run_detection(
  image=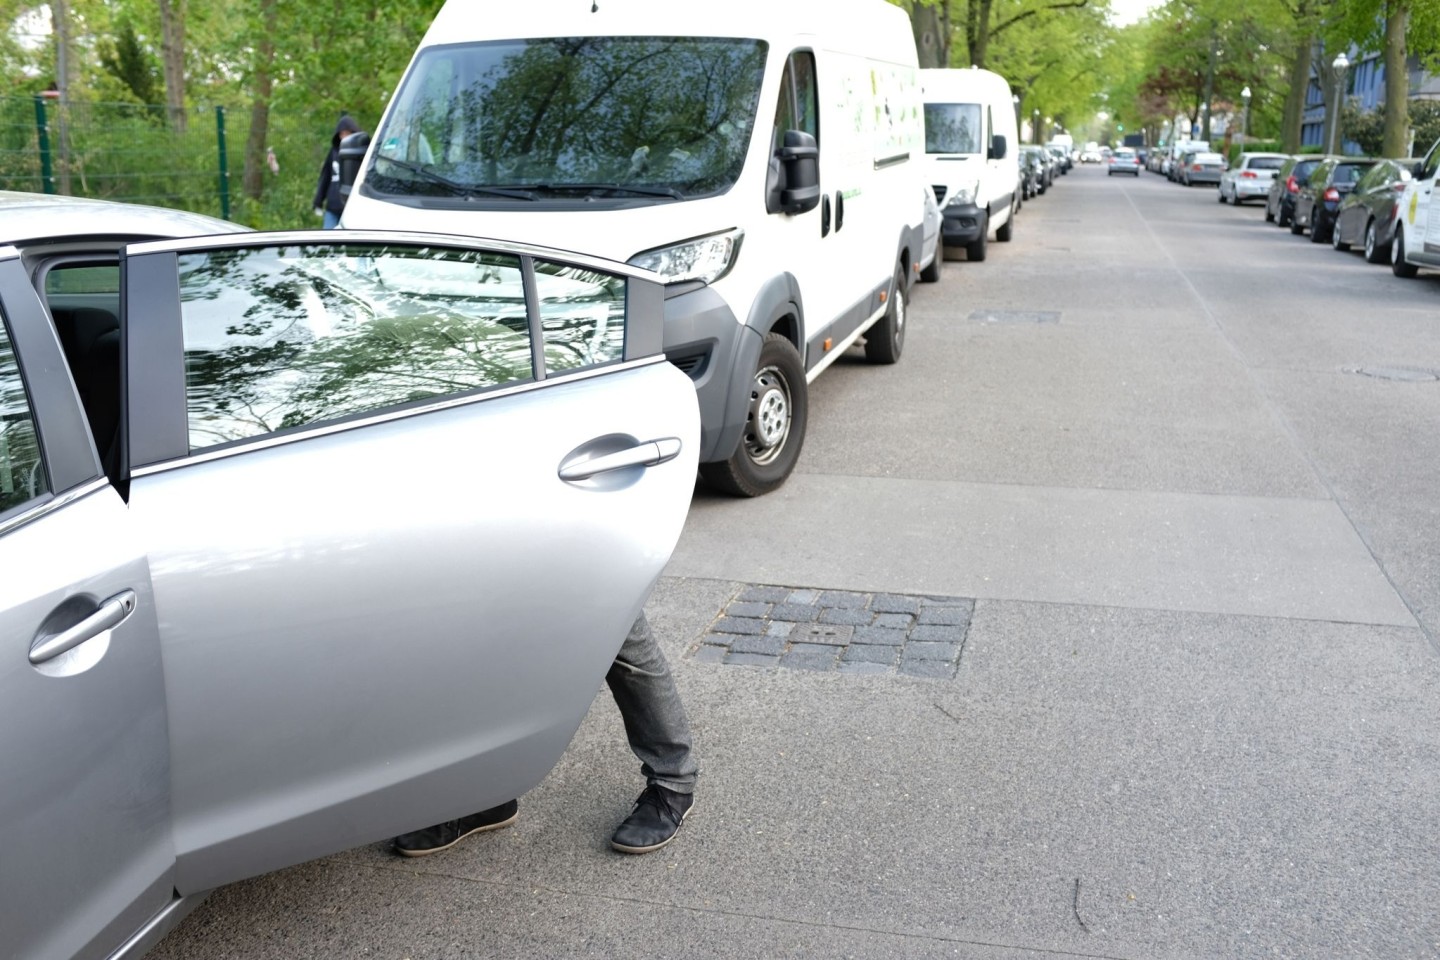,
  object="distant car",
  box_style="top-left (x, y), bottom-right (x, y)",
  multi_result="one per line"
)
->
top-left (1019, 147), bottom-right (1044, 198)
top-left (1048, 145), bottom-right (1071, 174)
top-left (1291, 157), bottom-right (1378, 243)
top-left (0, 191), bottom-right (699, 960)
top-left (1107, 148), bottom-right (1141, 176)
top-left (1080, 146), bottom-right (1102, 163)
top-left (1265, 156), bottom-right (1326, 227)
top-left (1332, 158), bottom-right (1416, 262)
top-left (919, 183), bottom-right (942, 281)
top-left (1025, 145), bottom-right (1055, 192)
top-left (1218, 152), bottom-right (1289, 205)
top-left (1180, 151), bottom-right (1226, 187)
